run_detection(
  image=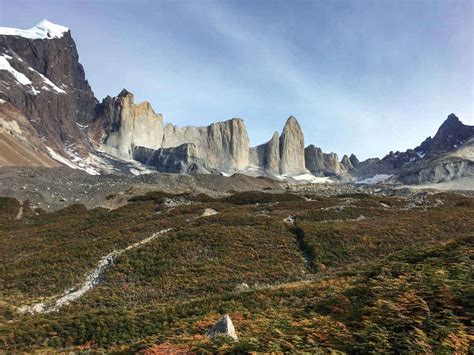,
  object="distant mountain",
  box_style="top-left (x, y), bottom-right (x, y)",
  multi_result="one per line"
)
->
top-left (353, 114), bottom-right (474, 185)
top-left (416, 114), bottom-right (474, 156)
top-left (389, 137), bottom-right (474, 185)
top-left (0, 20), bottom-right (472, 187)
